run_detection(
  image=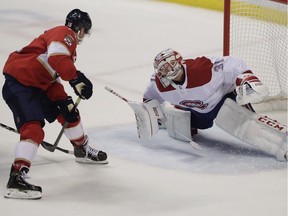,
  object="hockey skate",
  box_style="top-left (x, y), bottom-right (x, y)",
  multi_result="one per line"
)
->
top-left (73, 137), bottom-right (108, 164)
top-left (4, 165), bottom-right (42, 200)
